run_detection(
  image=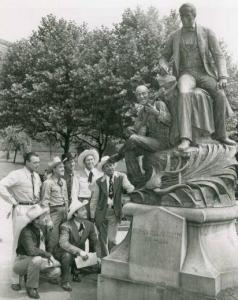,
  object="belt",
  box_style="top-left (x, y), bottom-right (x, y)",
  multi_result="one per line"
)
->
top-left (18, 202), bottom-right (38, 206)
top-left (107, 204), bottom-right (114, 209)
top-left (50, 204), bottom-right (65, 208)
top-left (78, 197), bottom-right (90, 200)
